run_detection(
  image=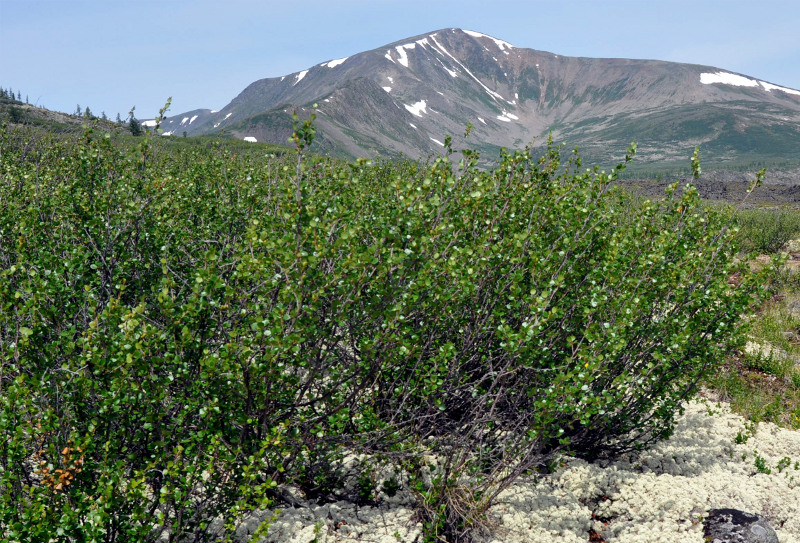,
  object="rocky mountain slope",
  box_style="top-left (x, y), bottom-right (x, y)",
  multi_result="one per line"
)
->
top-left (158, 28), bottom-right (800, 167)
